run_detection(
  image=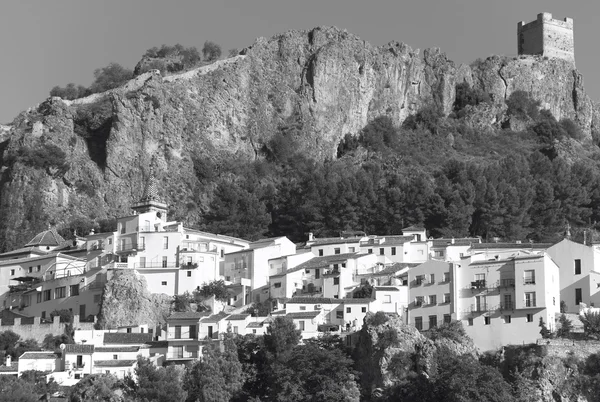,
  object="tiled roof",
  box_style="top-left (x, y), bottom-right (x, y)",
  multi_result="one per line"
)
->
top-left (0, 247), bottom-right (48, 258)
top-left (470, 243), bottom-right (552, 250)
top-left (282, 297), bottom-right (372, 305)
top-left (95, 346), bottom-right (139, 353)
top-left (200, 313), bottom-right (228, 323)
top-left (0, 252), bottom-right (84, 267)
top-left (94, 360), bottom-right (137, 367)
top-left (403, 225), bottom-right (425, 232)
top-left (430, 237), bottom-right (481, 247)
top-left (271, 310), bottom-right (286, 315)
top-left (168, 311), bottom-right (209, 320)
top-left (20, 351), bottom-right (60, 360)
top-left (103, 333), bottom-right (153, 345)
top-left (0, 362), bottom-right (18, 372)
top-left (287, 253), bottom-right (364, 274)
top-left (286, 311), bottom-right (320, 319)
top-left (249, 237), bottom-right (286, 250)
top-left (64, 344), bottom-right (95, 354)
top-left (246, 321), bottom-right (264, 328)
top-left (145, 341), bottom-right (168, 348)
top-left (226, 314), bottom-right (250, 321)
top-left (374, 286), bottom-right (401, 292)
top-left (24, 228), bottom-right (69, 248)
top-left (307, 237), bottom-right (363, 247)
top-left (342, 298), bottom-right (372, 304)
top-left (369, 263), bottom-right (417, 277)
